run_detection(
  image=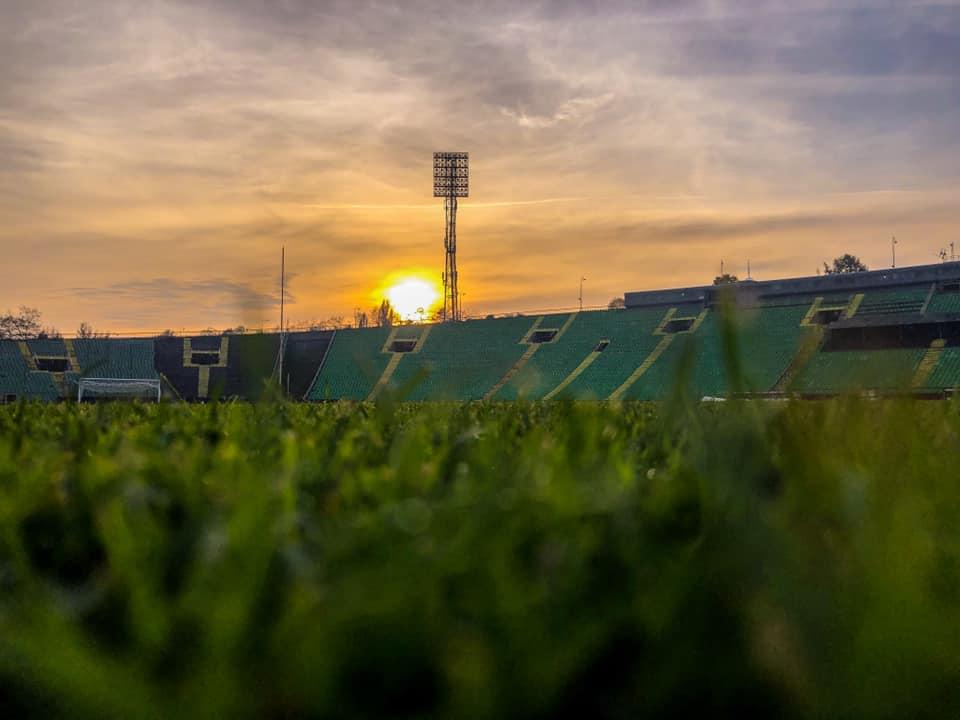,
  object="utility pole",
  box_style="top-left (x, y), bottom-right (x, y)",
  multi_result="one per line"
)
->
top-left (579, 276), bottom-right (586, 311)
top-left (892, 235), bottom-right (897, 268)
top-left (278, 245), bottom-right (285, 390)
